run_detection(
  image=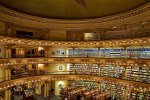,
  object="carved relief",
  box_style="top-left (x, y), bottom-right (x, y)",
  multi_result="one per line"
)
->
top-left (0, 3), bottom-right (149, 29)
